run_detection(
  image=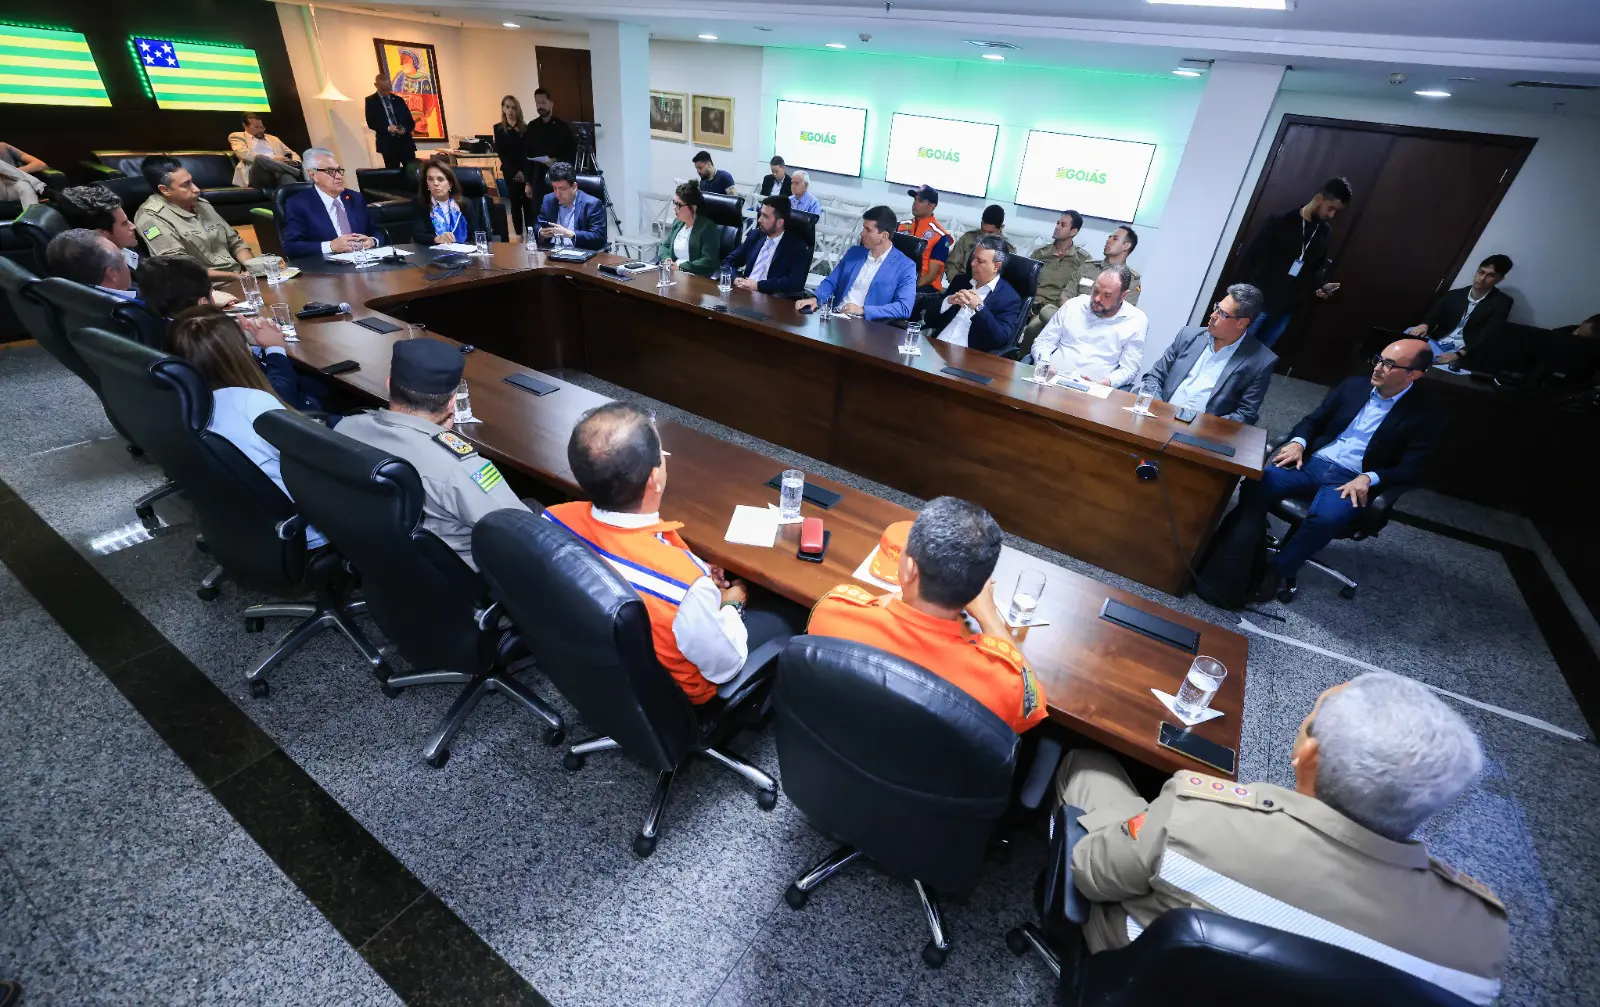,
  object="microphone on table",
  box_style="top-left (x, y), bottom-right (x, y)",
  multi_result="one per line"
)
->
top-left (295, 301), bottom-right (352, 319)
